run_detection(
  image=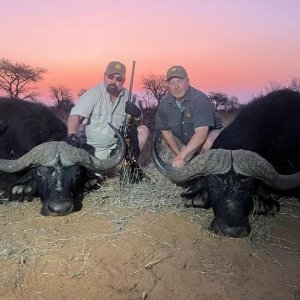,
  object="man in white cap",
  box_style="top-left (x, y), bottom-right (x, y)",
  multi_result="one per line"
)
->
top-left (155, 65), bottom-right (223, 168)
top-left (67, 61), bottom-right (149, 161)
